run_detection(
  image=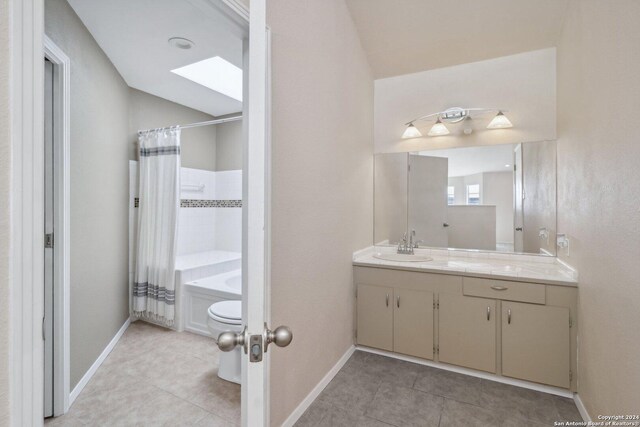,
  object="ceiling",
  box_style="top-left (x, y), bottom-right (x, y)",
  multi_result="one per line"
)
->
top-left (419, 144), bottom-right (515, 177)
top-left (345, 0), bottom-right (570, 79)
top-left (67, 0), bottom-right (245, 117)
